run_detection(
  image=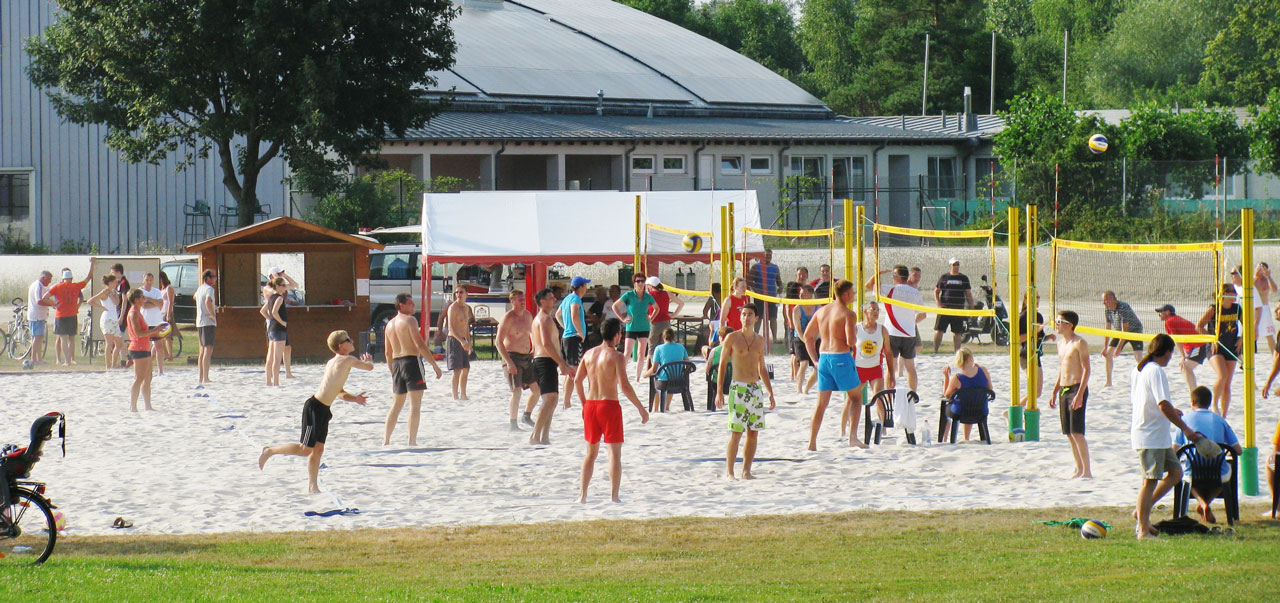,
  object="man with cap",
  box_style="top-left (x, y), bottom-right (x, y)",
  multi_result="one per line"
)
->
top-left (933, 258), bottom-right (974, 354)
top-left (41, 268), bottom-right (92, 366)
top-left (1156, 304), bottom-right (1205, 390)
top-left (560, 276), bottom-right (591, 409)
top-left (26, 270), bottom-right (53, 365)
